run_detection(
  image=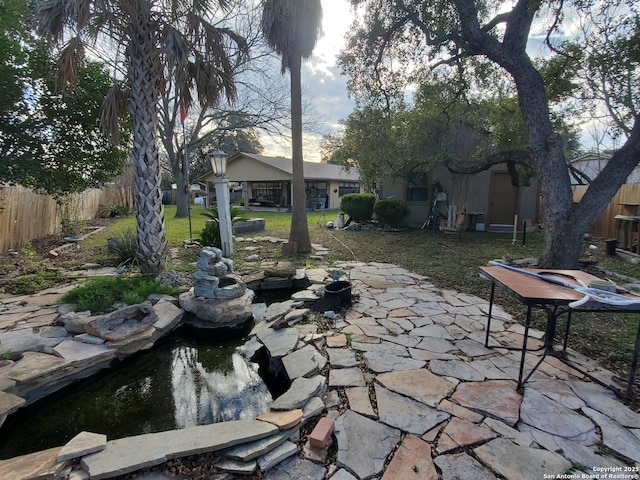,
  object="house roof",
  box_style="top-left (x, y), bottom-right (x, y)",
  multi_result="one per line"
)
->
top-left (222, 152), bottom-right (360, 182)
